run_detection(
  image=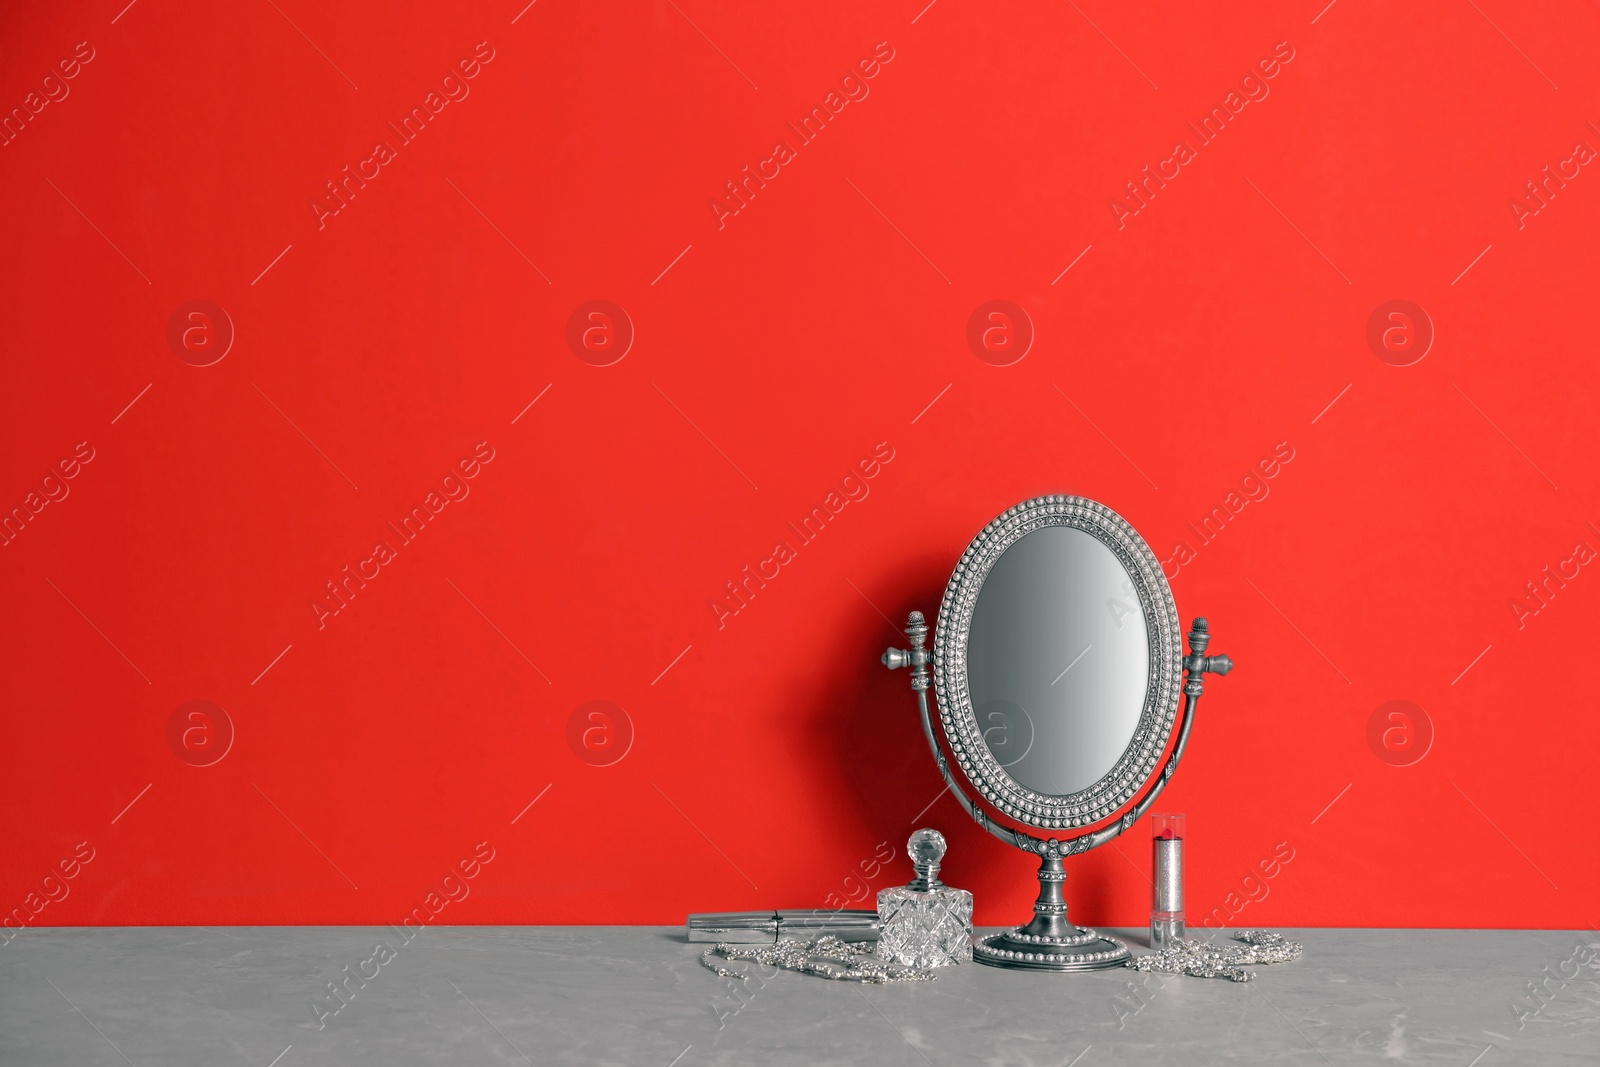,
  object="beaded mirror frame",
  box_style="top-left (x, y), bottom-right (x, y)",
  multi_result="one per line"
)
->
top-left (932, 495), bottom-right (1183, 830)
